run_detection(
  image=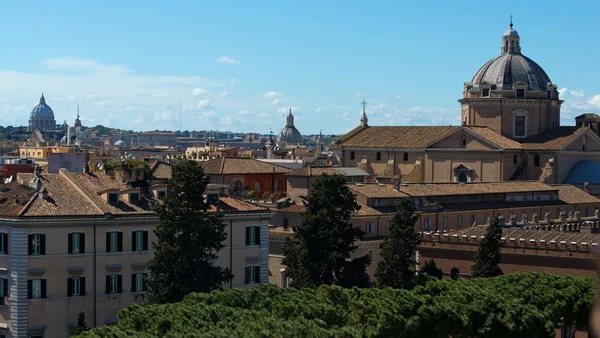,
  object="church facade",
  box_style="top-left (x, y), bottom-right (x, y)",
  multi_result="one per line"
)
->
top-left (336, 23), bottom-right (600, 192)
